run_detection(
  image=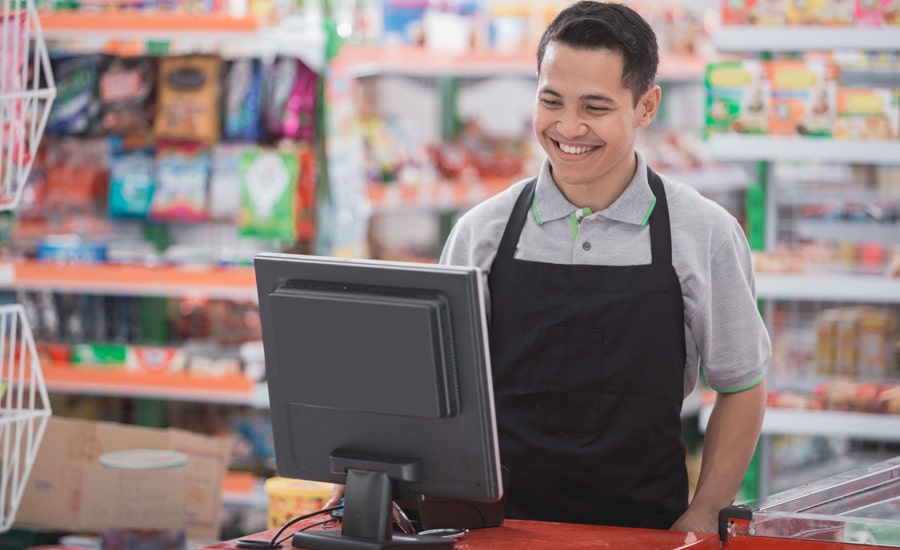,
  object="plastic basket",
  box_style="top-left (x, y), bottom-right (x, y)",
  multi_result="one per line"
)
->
top-left (1, 0), bottom-right (56, 211)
